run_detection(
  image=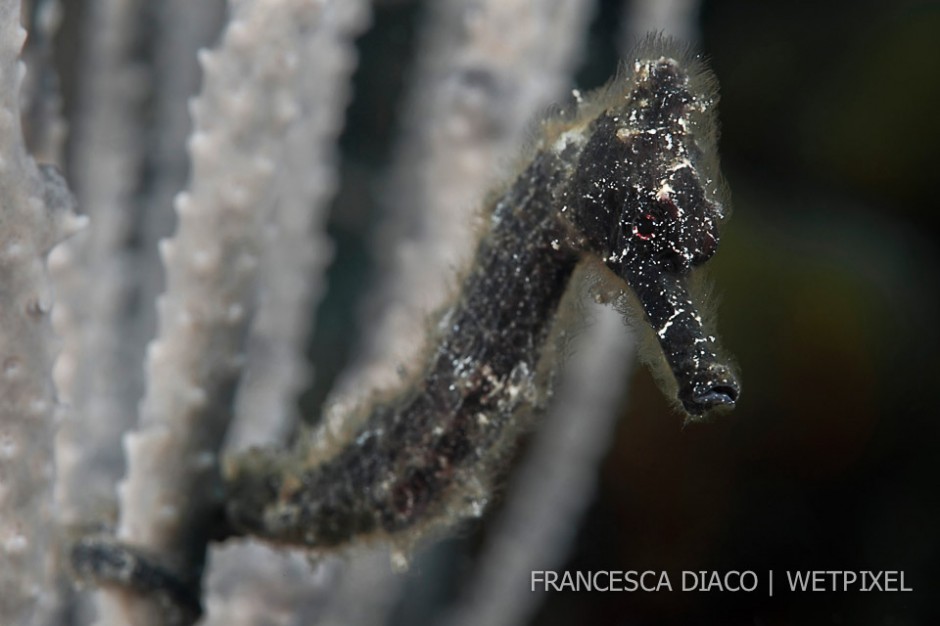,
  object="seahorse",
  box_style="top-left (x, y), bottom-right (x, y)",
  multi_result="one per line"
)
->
top-left (223, 38), bottom-right (739, 551)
